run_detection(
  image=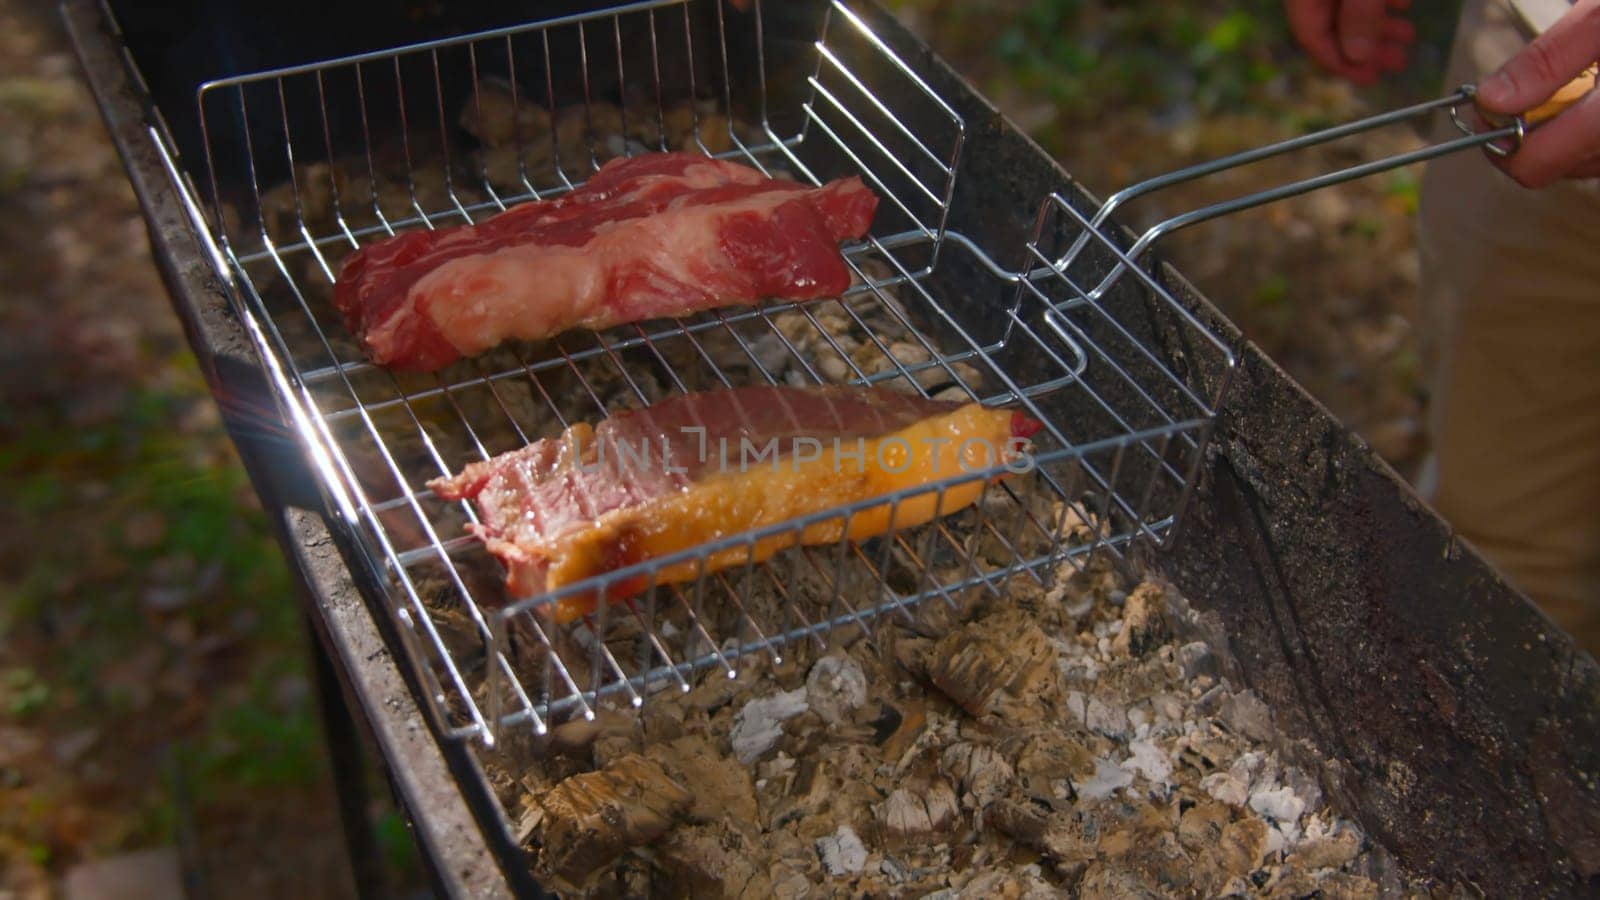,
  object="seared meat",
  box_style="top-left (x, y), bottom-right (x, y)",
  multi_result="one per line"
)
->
top-left (430, 385), bottom-right (1040, 621)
